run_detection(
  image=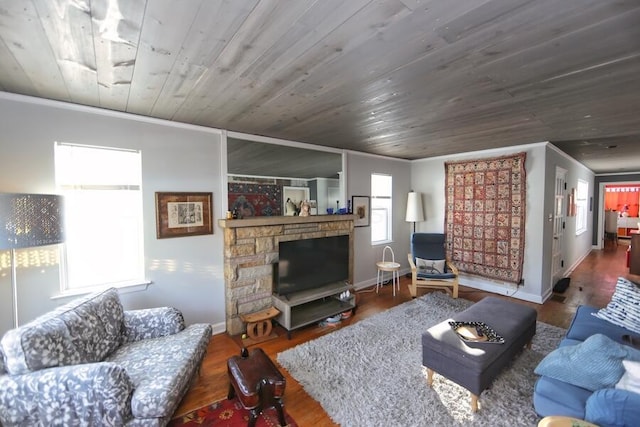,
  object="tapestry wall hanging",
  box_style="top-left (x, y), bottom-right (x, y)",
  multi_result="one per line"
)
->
top-left (228, 183), bottom-right (282, 217)
top-left (444, 152), bottom-right (526, 285)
